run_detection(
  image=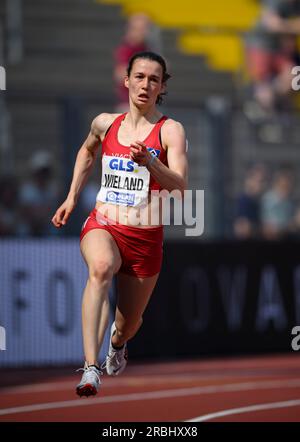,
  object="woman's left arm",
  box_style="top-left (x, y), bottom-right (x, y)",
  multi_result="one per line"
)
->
top-left (130, 119), bottom-right (188, 197)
